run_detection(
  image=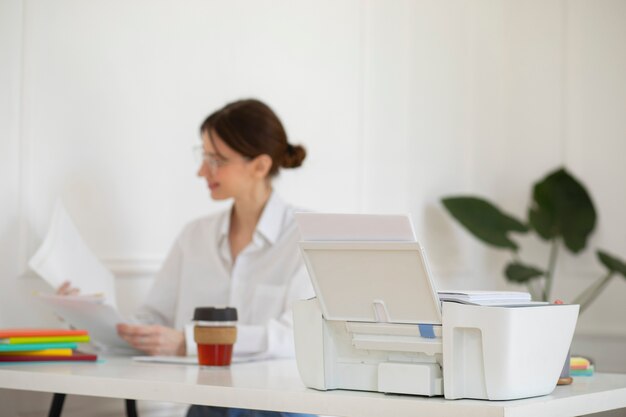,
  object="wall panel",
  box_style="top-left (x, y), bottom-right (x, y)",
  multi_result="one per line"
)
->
top-left (406, 0), bottom-right (477, 288)
top-left (19, 0), bottom-right (362, 277)
top-left (561, 0), bottom-right (626, 341)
